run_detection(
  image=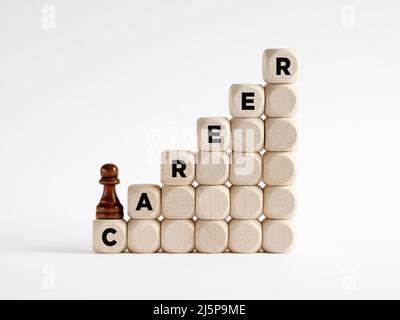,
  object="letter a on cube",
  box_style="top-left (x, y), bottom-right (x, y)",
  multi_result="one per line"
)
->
top-left (128, 184), bottom-right (161, 219)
